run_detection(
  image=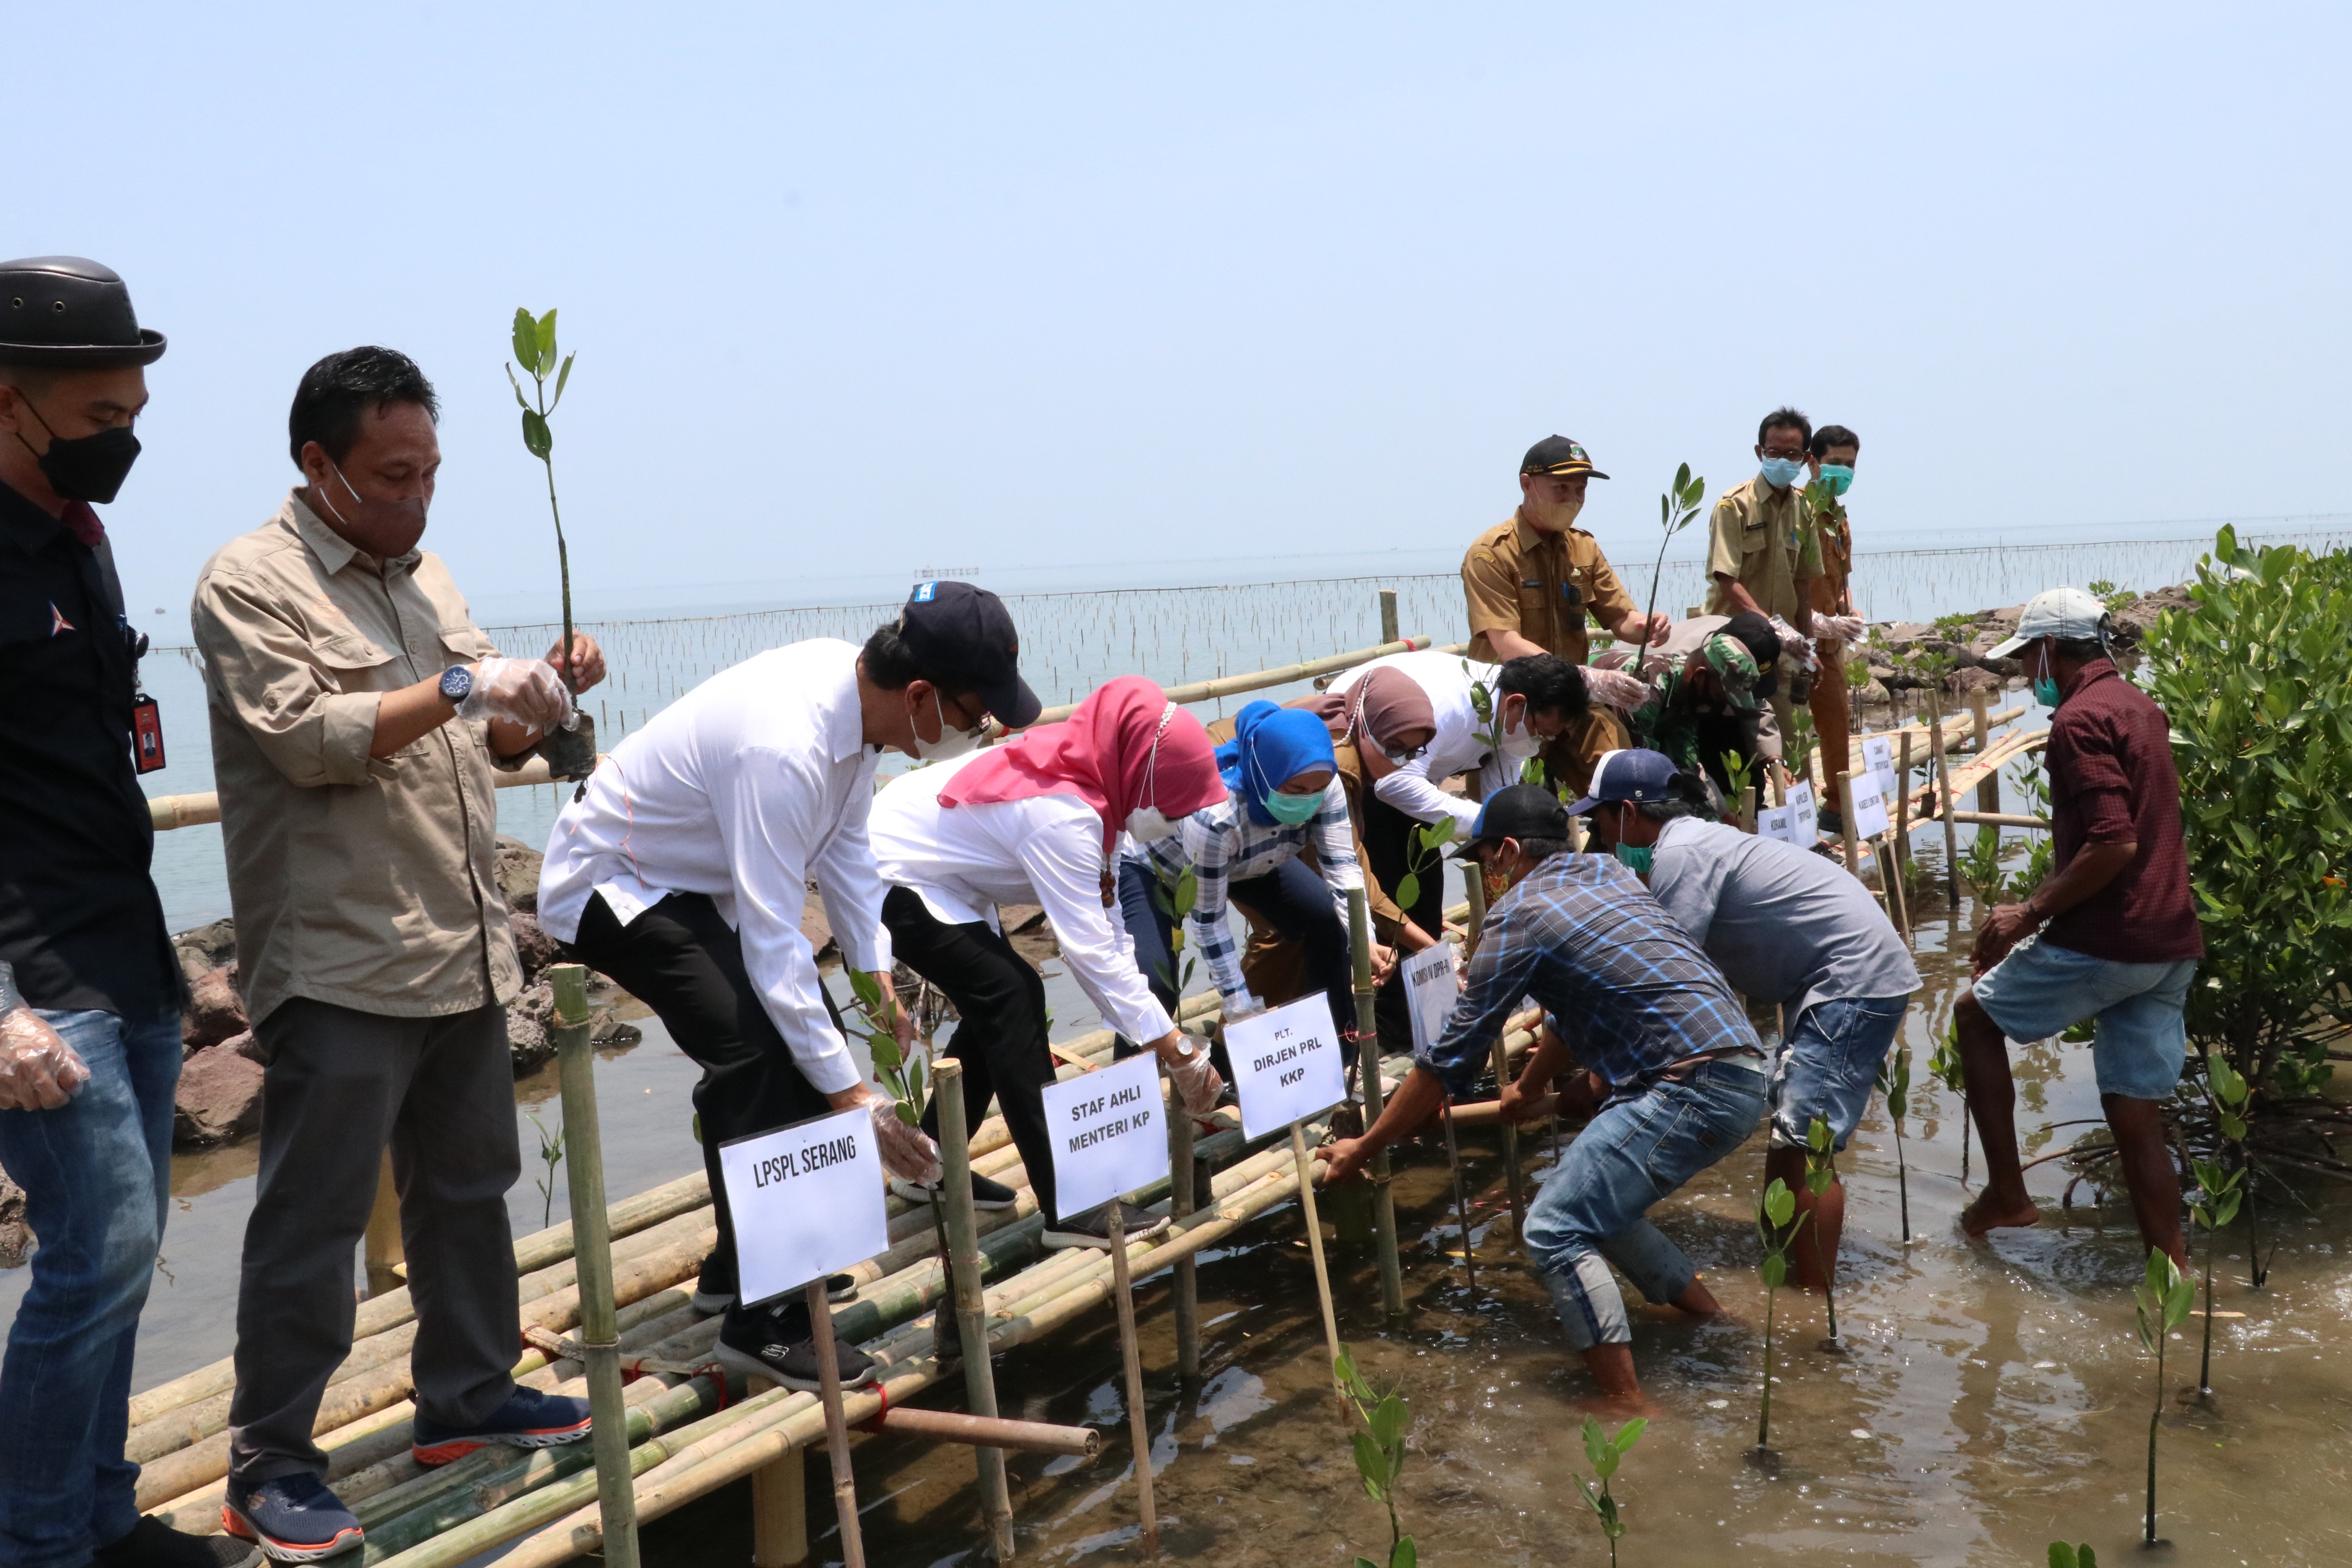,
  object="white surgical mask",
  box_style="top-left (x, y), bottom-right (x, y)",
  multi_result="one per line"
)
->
top-left (909, 691), bottom-right (987, 762)
top-left (1498, 704), bottom-right (1542, 762)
